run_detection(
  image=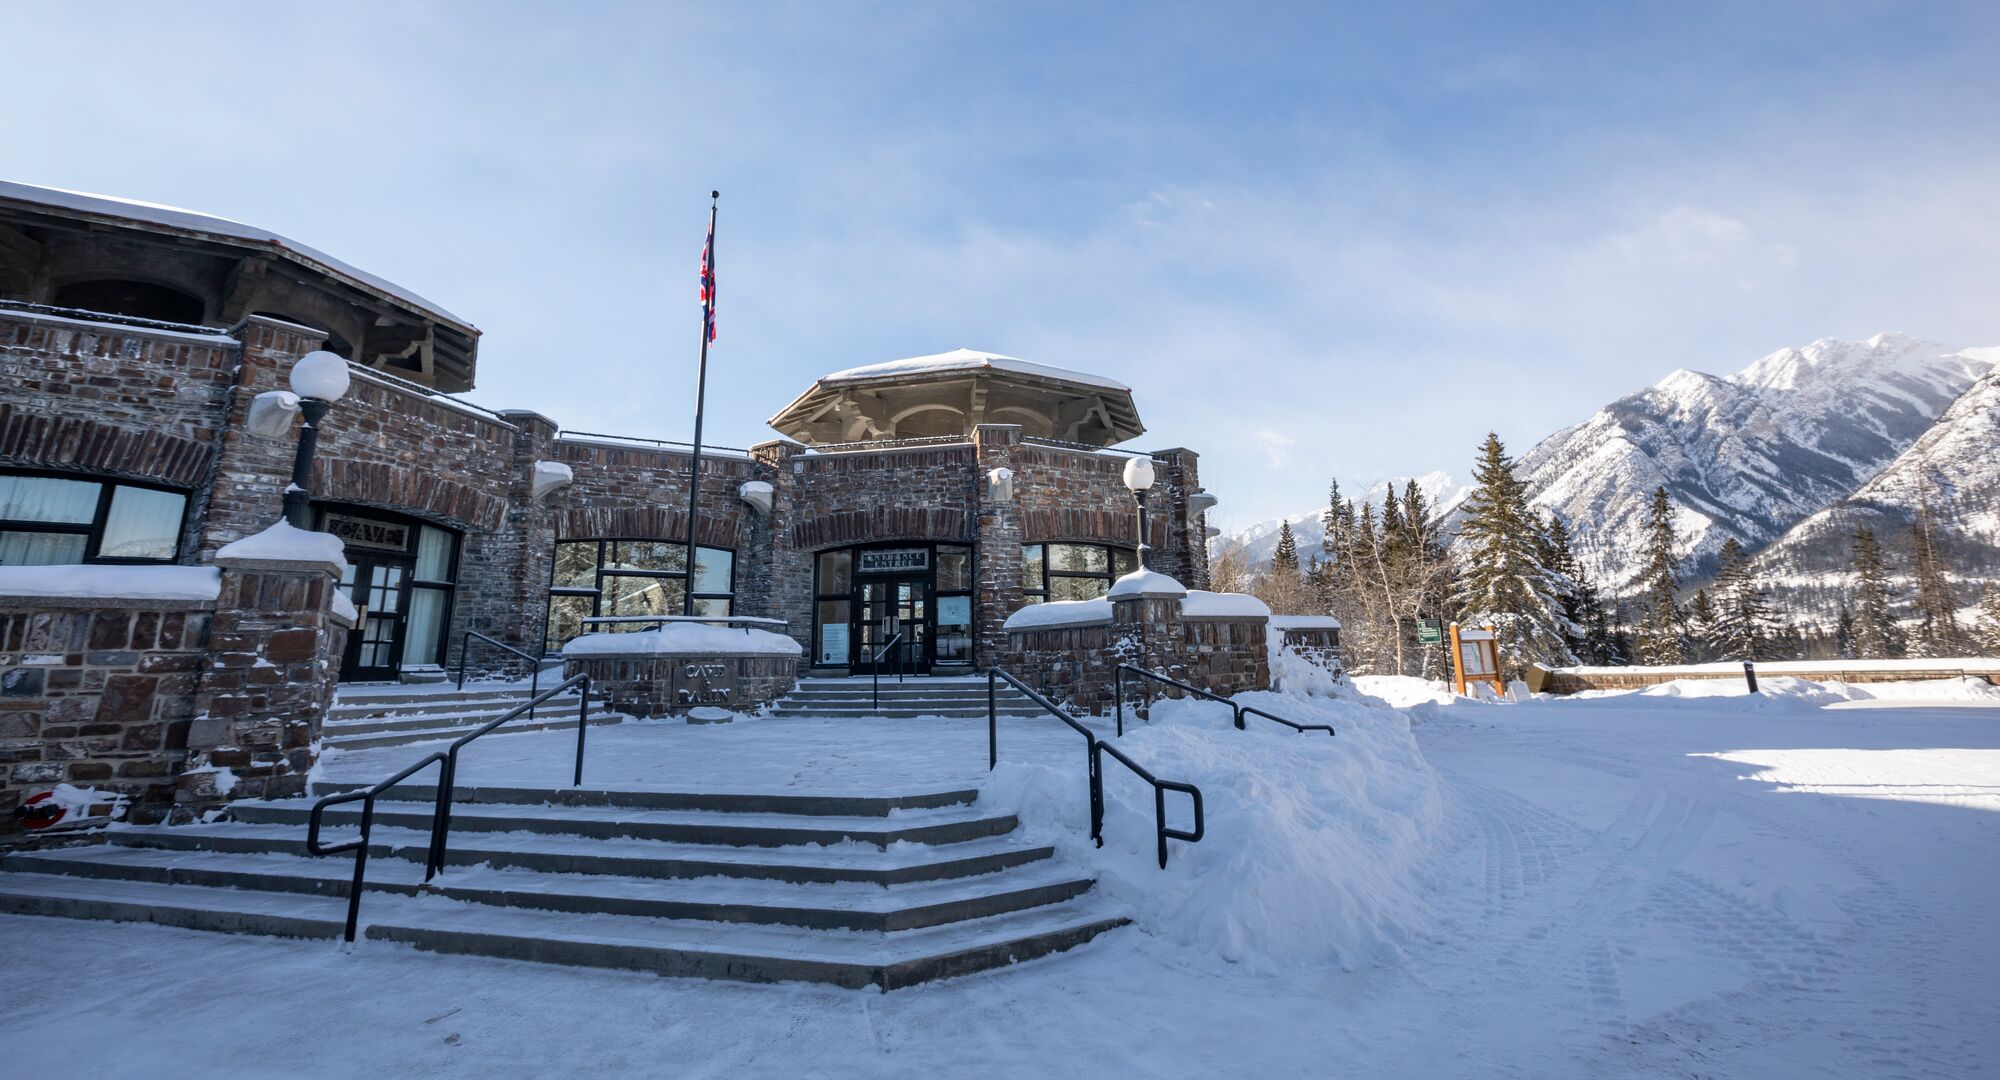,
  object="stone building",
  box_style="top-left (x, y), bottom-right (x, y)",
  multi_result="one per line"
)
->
top-left (0, 181), bottom-right (1222, 692)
